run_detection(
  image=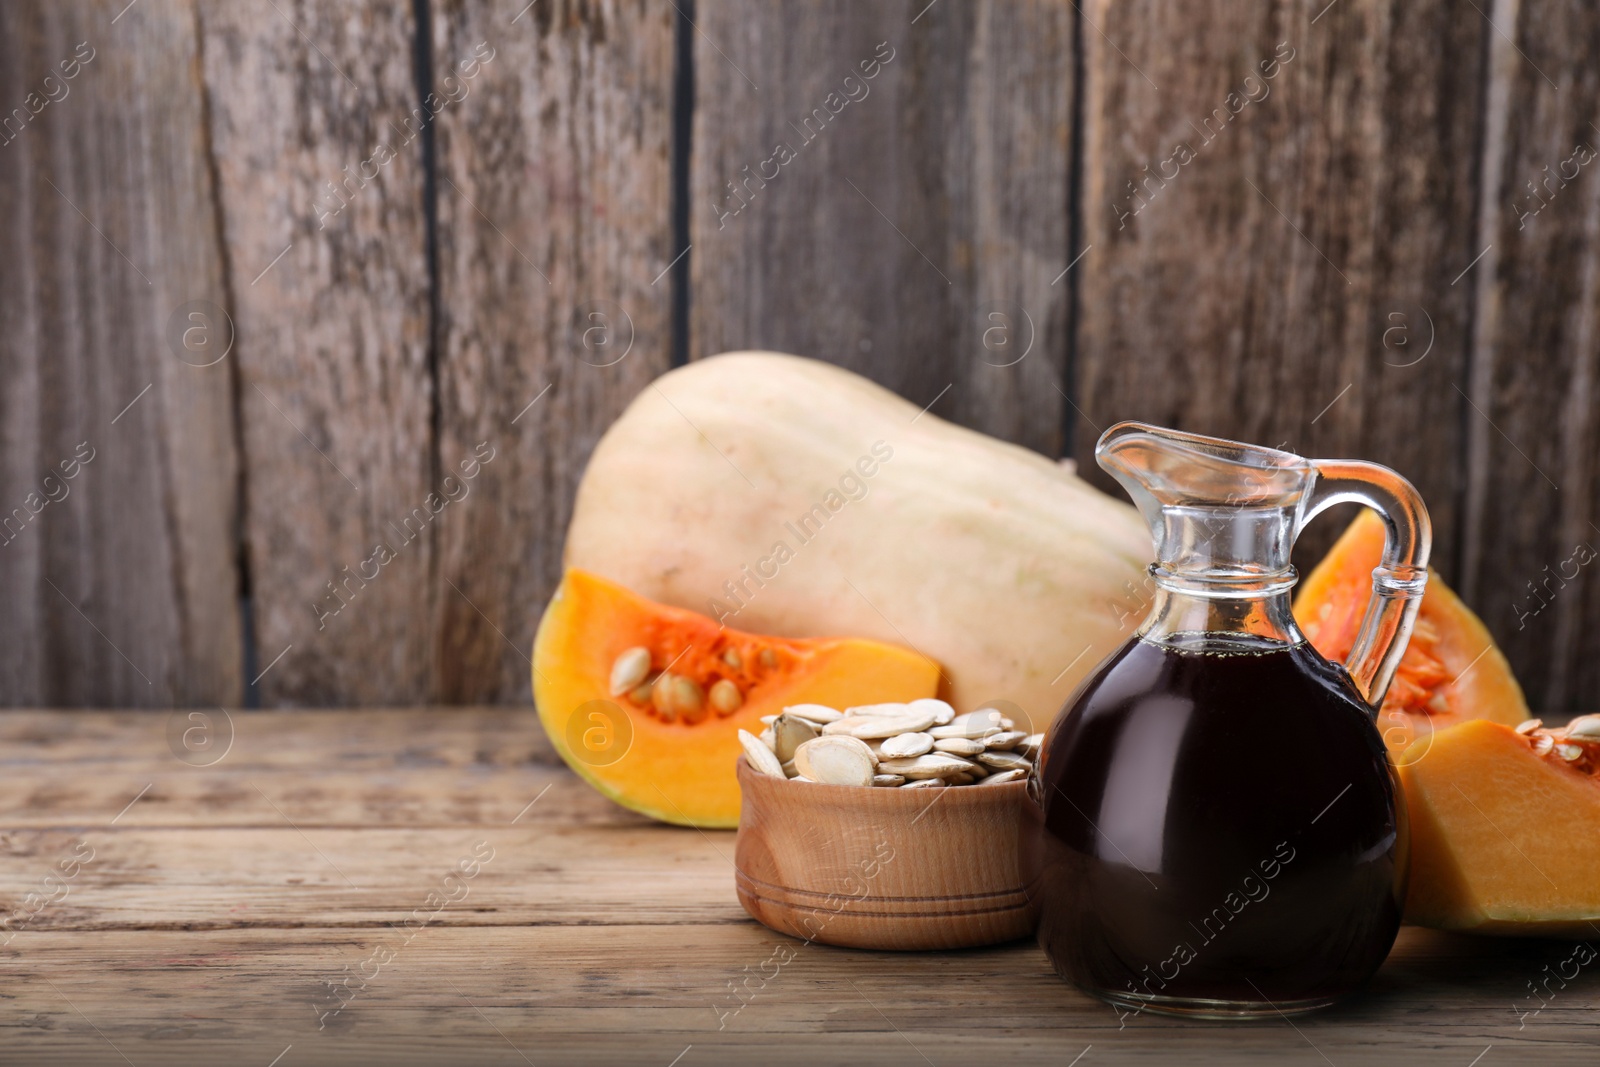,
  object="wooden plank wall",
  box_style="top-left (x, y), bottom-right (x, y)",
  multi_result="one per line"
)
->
top-left (199, 0), bottom-right (436, 705)
top-left (690, 0), bottom-right (1076, 455)
top-left (431, 0), bottom-right (675, 703)
top-left (0, 0), bottom-right (241, 707)
top-left (0, 0), bottom-right (1595, 713)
